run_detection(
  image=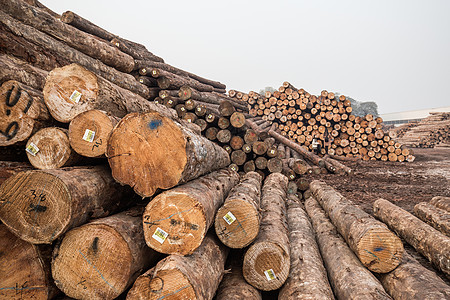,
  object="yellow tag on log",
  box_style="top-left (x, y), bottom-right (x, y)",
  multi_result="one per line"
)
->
top-left (69, 90), bottom-right (82, 103)
top-left (82, 129), bottom-right (96, 143)
top-left (264, 269), bottom-right (277, 281)
top-left (152, 227), bottom-right (168, 244)
top-left (25, 142), bottom-right (39, 156)
top-left (223, 211), bottom-right (236, 225)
